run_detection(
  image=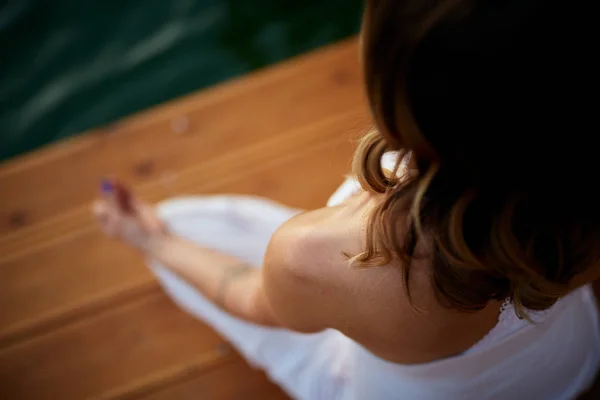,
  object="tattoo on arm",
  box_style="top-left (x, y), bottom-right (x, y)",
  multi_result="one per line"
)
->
top-left (215, 263), bottom-right (253, 307)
